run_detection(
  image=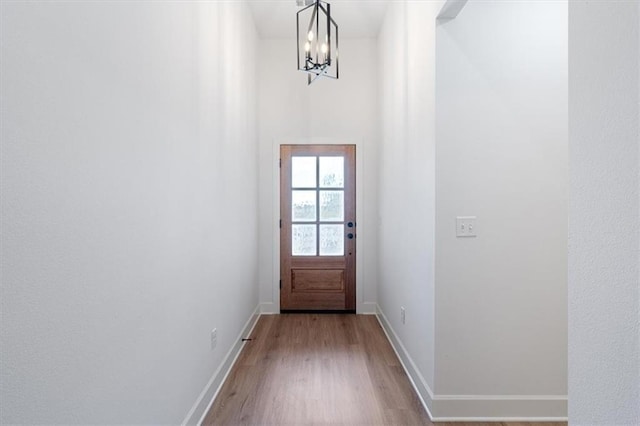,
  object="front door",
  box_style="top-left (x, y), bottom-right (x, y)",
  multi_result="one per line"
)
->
top-left (280, 145), bottom-right (356, 311)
